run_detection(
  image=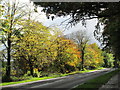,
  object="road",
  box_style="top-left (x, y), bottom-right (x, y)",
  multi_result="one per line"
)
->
top-left (1, 68), bottom-right (115, 90)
